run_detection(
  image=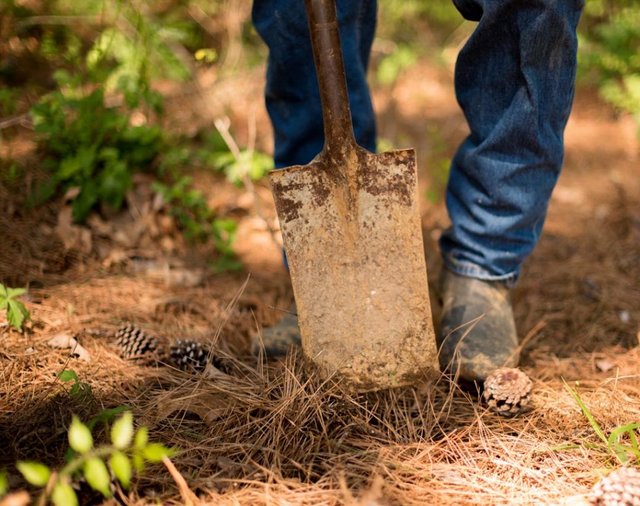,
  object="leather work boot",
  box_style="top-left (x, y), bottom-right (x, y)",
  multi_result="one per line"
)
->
top-left (437, 269), bottom-right (519, 382)
top-left (252, 303), bottom-right (300, 357)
